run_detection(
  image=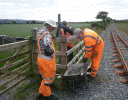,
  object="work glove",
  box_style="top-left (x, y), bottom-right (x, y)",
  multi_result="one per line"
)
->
top-left (62, 25), bottom-right (66, 29)
top-left (58, 23), bottom-right (66, 28)
top-left (83, 57), bottom-right (87, 63)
